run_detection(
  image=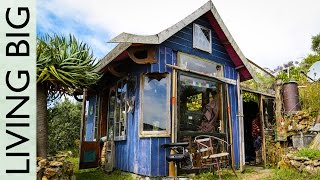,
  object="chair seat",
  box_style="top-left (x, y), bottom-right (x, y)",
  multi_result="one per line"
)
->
top-left (201, 152), bottom-right (229, 159)
top-left (166, 154), bottom-right (186, 162)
